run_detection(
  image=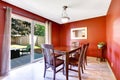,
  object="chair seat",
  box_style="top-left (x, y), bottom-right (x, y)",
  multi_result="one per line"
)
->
top-left (54, 53), bottom-right (63, 57)
top-left (73, 53), bottom-right (80, 60)
top-left (55, 59), bottom-right (64, 67)
top-left (69, 57), bottom-right (79, 66)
